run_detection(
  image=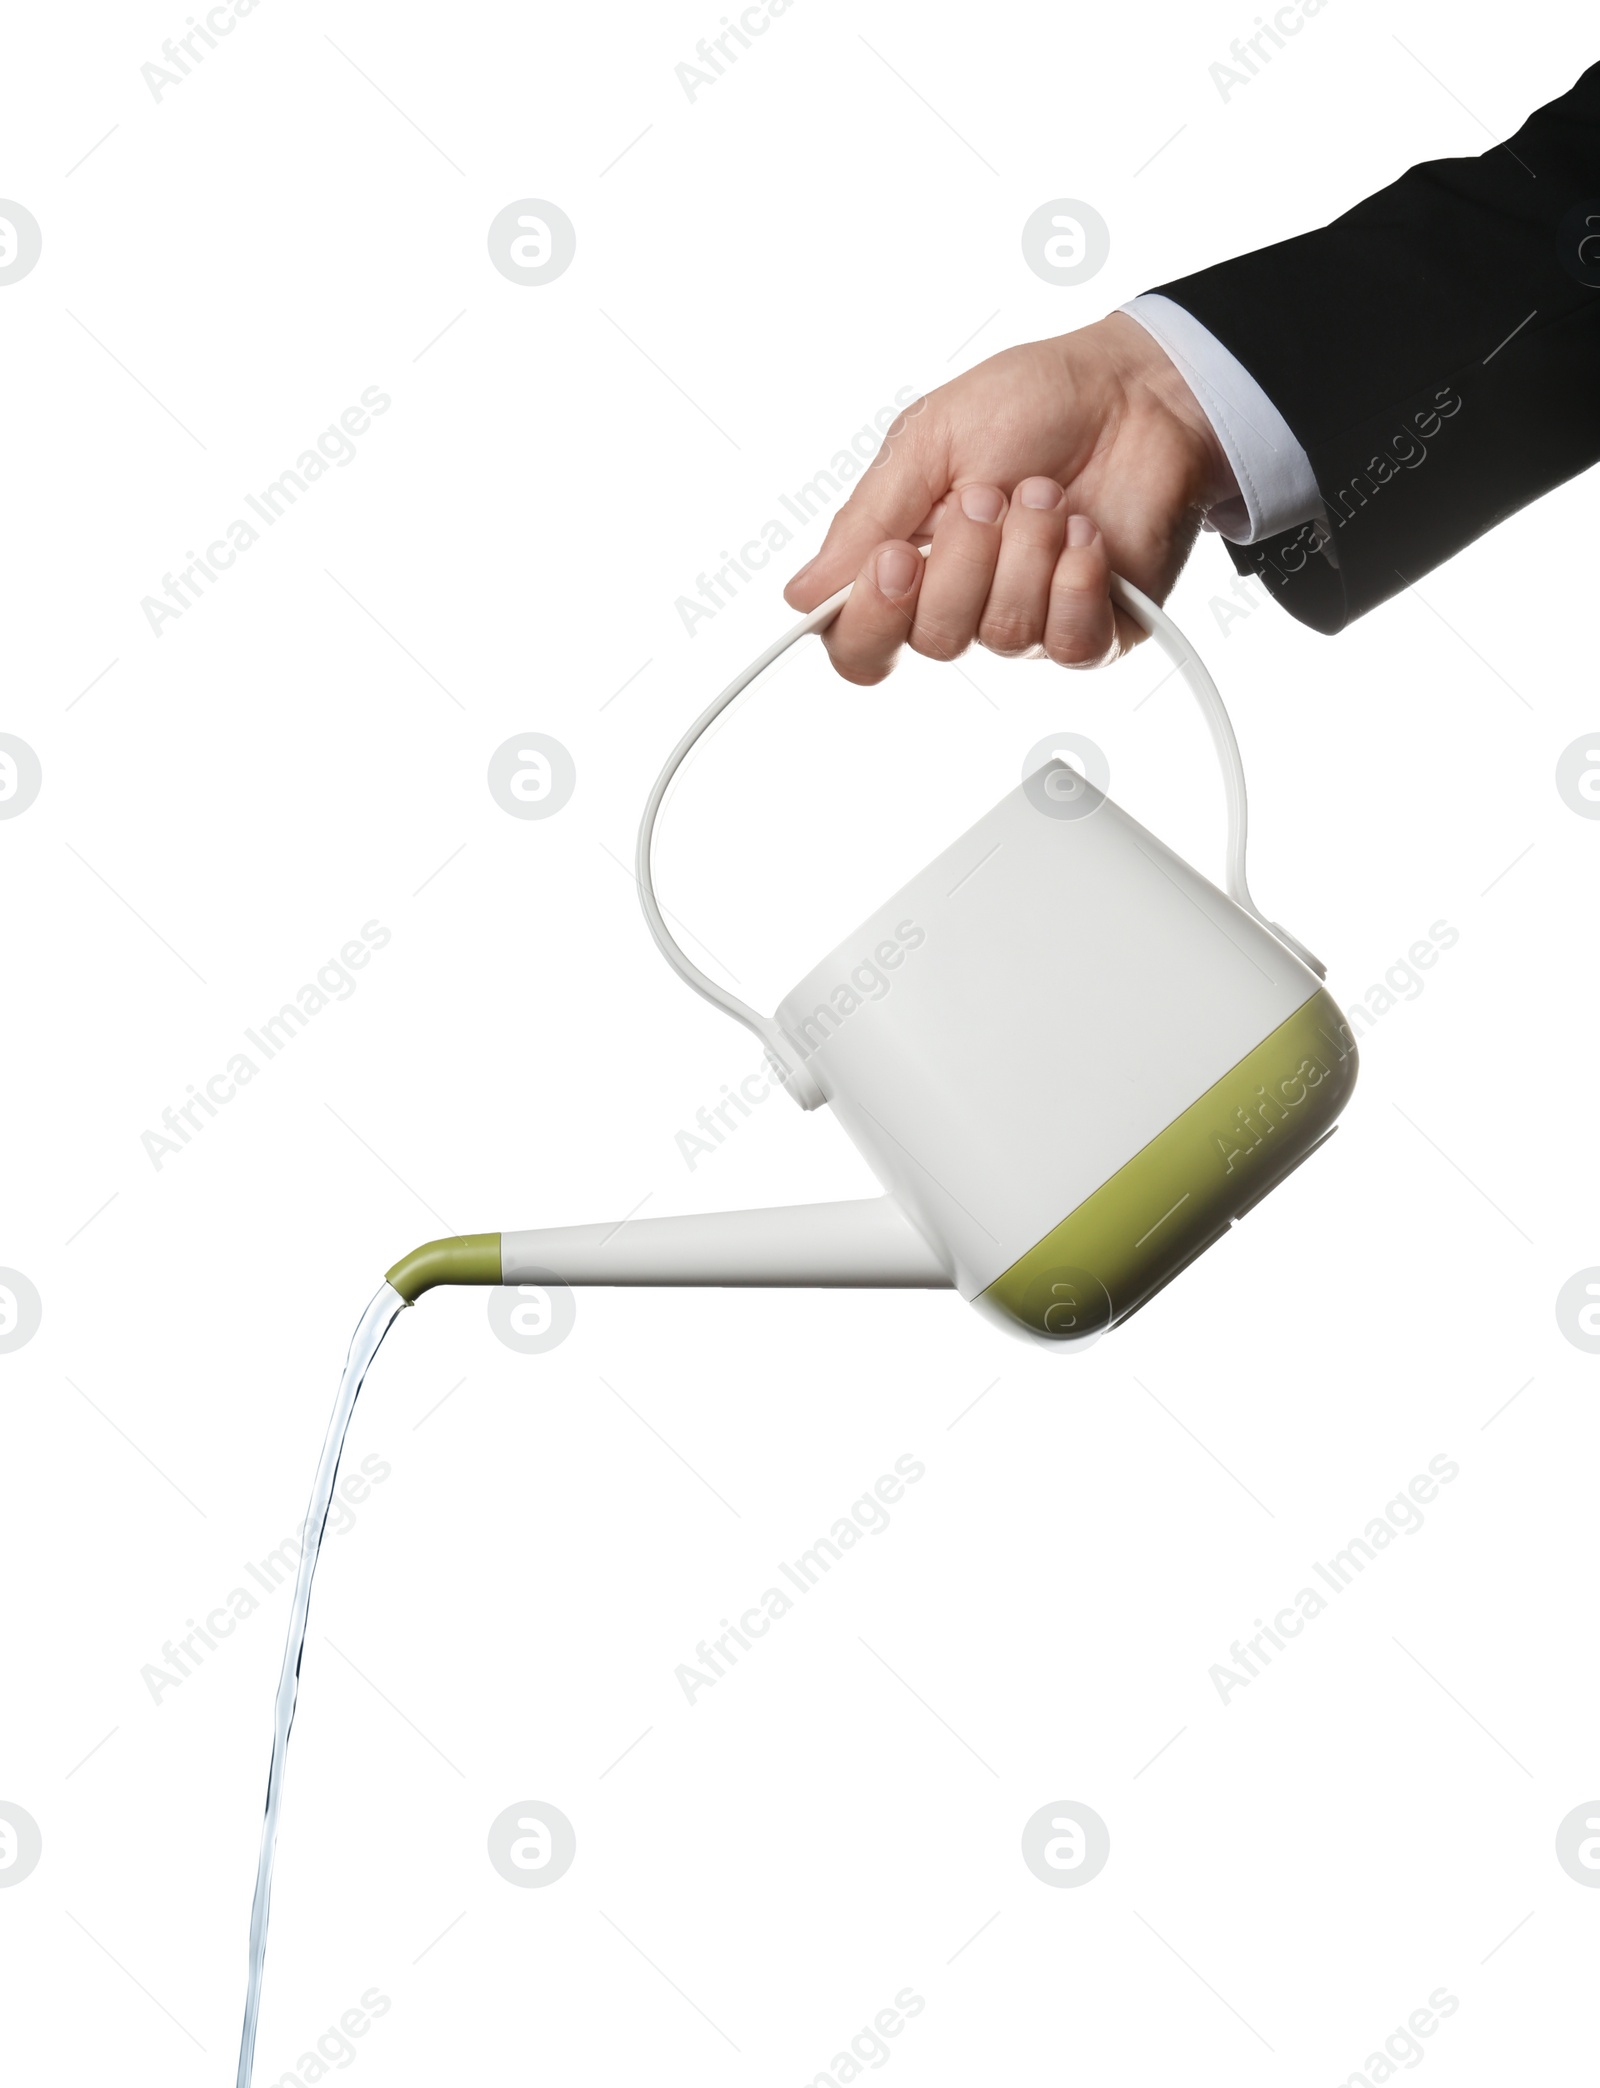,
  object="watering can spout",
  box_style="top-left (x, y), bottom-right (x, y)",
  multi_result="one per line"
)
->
top-left (384, 1197), bottom-right (954, 1304)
